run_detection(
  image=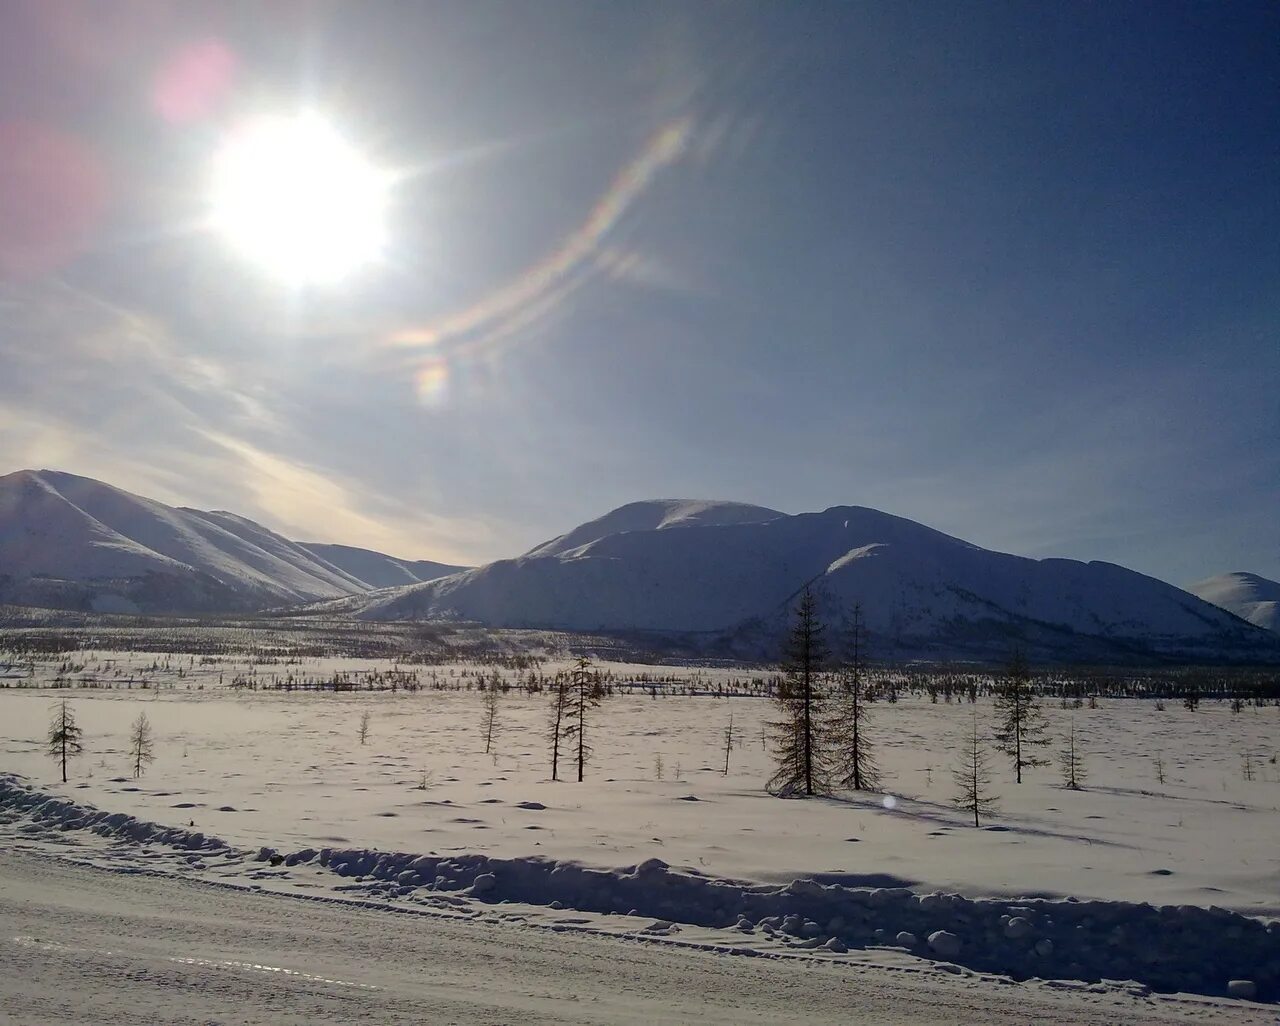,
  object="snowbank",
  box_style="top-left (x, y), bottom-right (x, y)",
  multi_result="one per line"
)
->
top-left (2, 772), bottom-right (1274, 1002)
top-left (0, 773), bottom-right (229, 852)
